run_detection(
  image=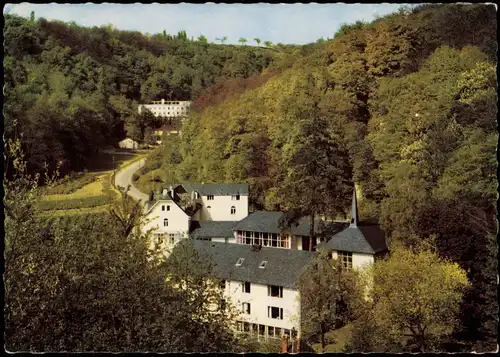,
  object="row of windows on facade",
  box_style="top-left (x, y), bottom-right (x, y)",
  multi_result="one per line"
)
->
top-left (236, 230), bottom-right (290, 248)
top-left (235, 321), bottom-right (296, 340)
top-left (152, 110), bottom-right (188, 116)
top-left (220, 280), bottom-right (284, 297)
top-left (156, 233), bottom-right (176, 245)
top-left (151, 101), bottom-right (188, 105)
top-left (206, 194), bottom-right (240, 201)
top-left (161, 206), bottom-right (237, 223)
top-left (220, 298), bottom-right (285, 321)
